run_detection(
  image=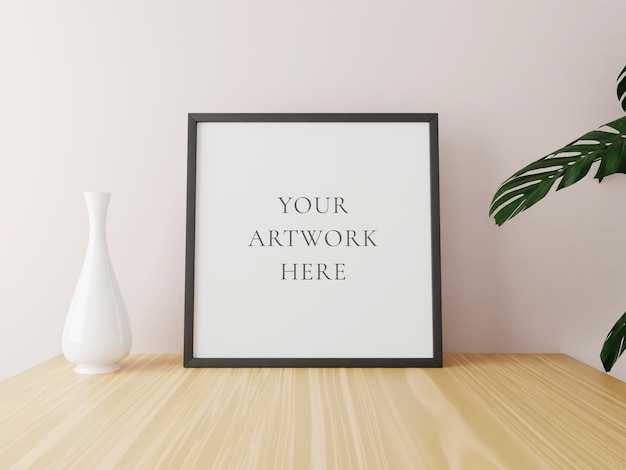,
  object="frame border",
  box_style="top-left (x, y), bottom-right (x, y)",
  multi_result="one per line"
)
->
top-left (184, 113), bottom-right (442, 368)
